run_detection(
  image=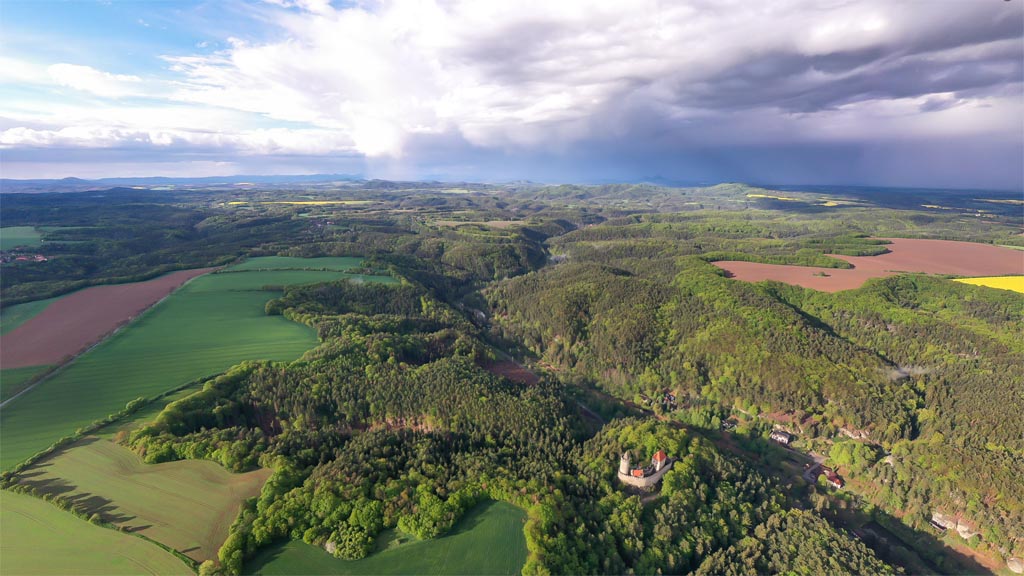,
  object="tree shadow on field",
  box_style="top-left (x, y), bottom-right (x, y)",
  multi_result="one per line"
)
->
top-left (66, 492), bottom-right (137, 524)
top-left (445, 501), bottom-right (491, 537)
